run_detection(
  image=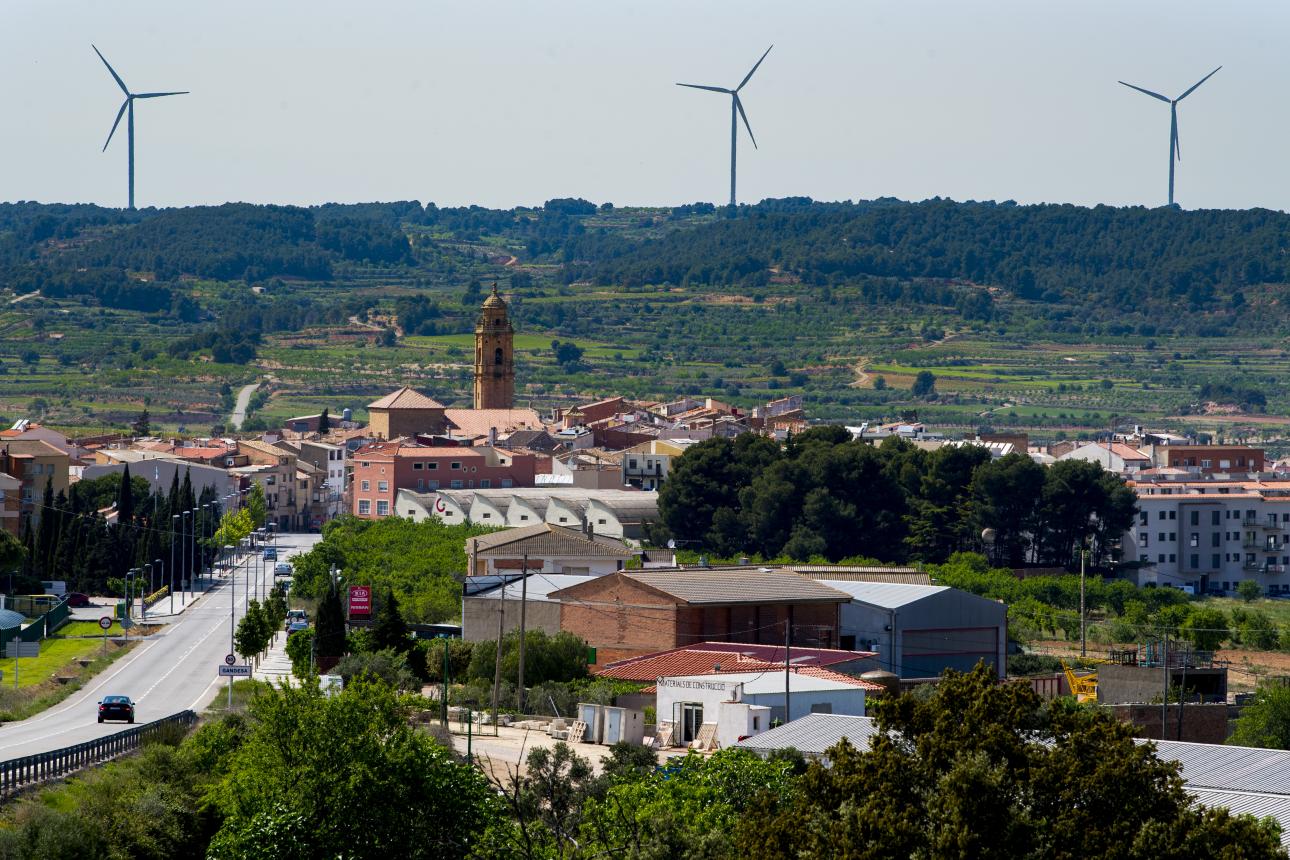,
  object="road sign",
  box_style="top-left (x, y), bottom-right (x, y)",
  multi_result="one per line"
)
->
top-left (224, 653), bottom-right (237, 666)
top-left (4, 643), bottom-right (39, 659)
top-left (219, 664), bottom-right (252, 677)
top-left (120, 616), bottom-right (134, 629)
top-left (348, 585), bottom-right (372, 618)
top-left (98, 616), bottom-right (113, 630)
